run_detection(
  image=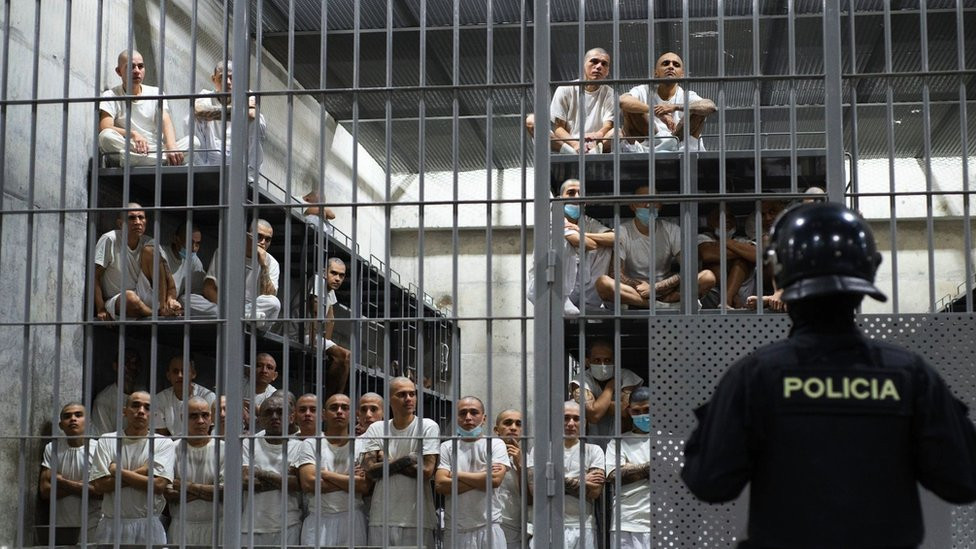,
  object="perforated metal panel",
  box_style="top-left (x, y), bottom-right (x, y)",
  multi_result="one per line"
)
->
top-left (640, 313), bottom-right (976, 548)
